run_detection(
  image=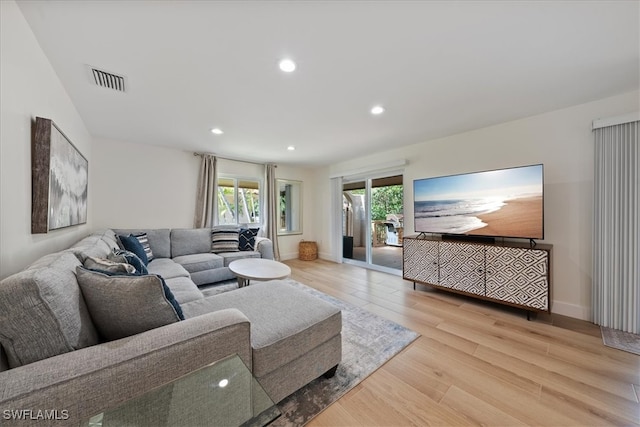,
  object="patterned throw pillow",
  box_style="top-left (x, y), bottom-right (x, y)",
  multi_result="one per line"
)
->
top-left (239, 228), bottom-right (260, 251)
top-left (76, 267), bottom-right (183, 341)
top-left (107, 249), bottom-right (149, 275)
top-left (211, 226), bottom-right (240, 253)
top-left (133, 233), bottom-right (154, 262)
top-left (83, 256), bottom-right (136, 274)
